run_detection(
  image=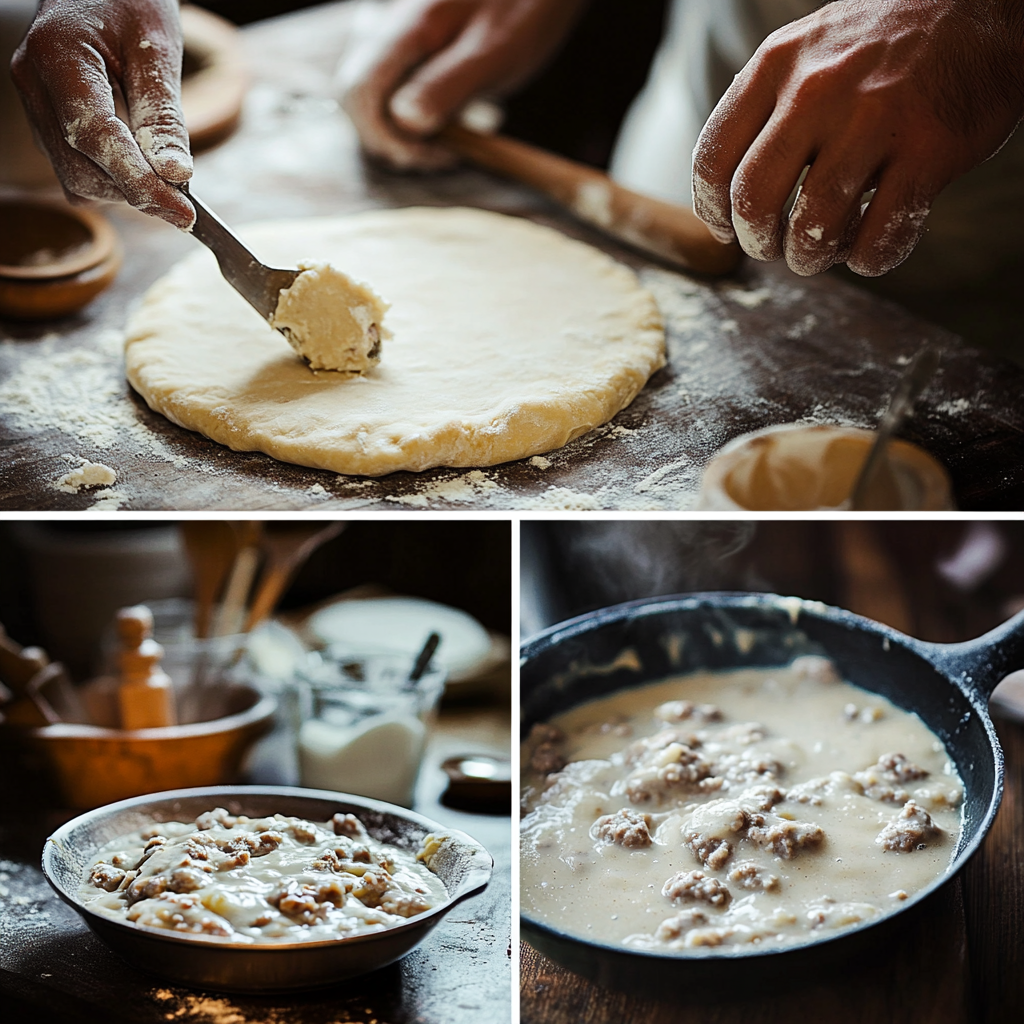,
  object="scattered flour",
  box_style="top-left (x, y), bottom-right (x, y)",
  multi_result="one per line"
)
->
top-left (384, 469), bottom-right (500, 507)
top-left (935, 398), bottom-right (973, 416)
top-left (724, 286), bottom-right (772, 309)
top-left (0, 329), bottom-right (193, 469)
top-left (54, 455), bottom-right (117, 493)
top-left (786, 313), bottom-right (818, 340)
top-left (307, 482), bottom-right (329, 498)
top-left (529, 456), bottom-right (551, 470)
top-left (87, 488), bottom-right (127, 511)
top-left (521, 486), bottom-right (604, 510)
